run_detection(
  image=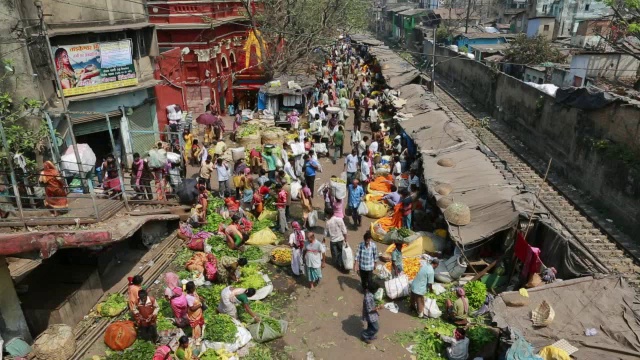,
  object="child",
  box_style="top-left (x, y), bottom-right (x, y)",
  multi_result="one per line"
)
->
top-left (361, 281), bottom-right (382, 344)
